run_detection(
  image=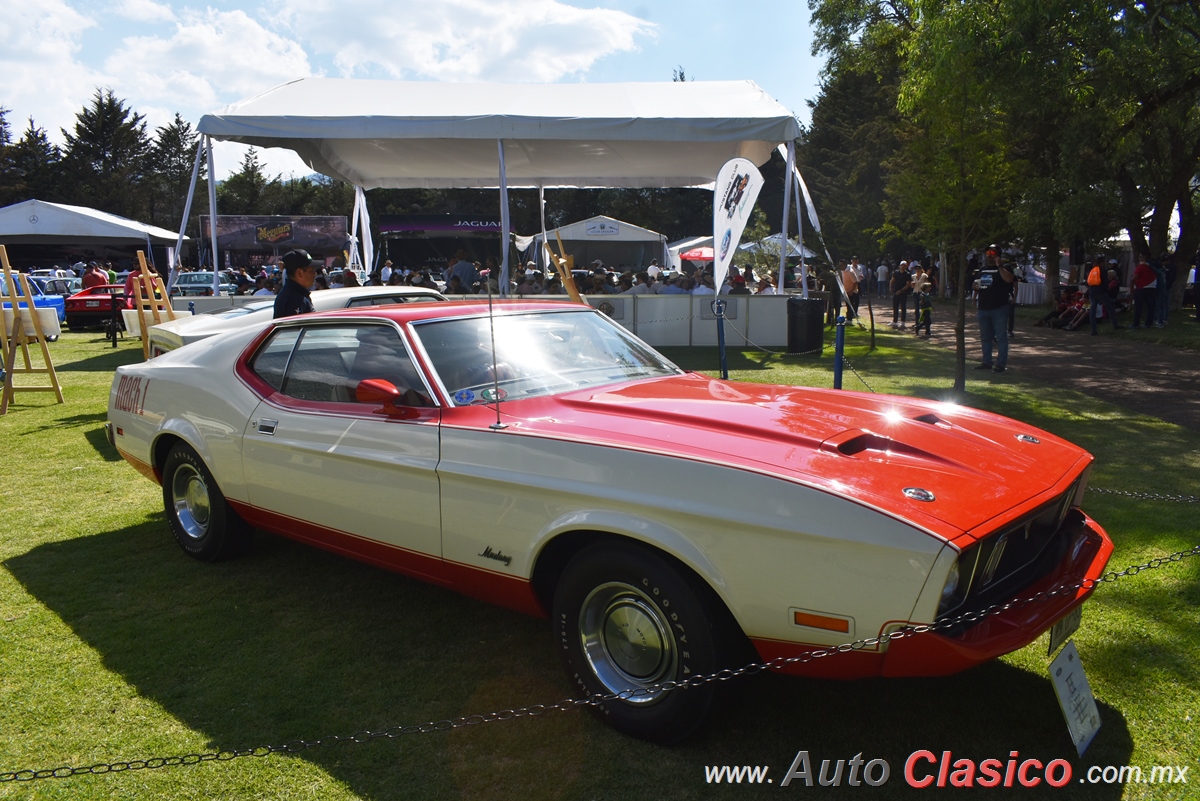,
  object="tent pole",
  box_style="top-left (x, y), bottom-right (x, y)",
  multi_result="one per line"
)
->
top-left (779, 141), bottom-right (795, 295)
top-left (349, 186), bottom-right (362, 268)
top-left (794, 164), bottom-right (807, 297)
top-left (538, 186), bottom-right (547, 273)
top-left (170, 138), bottom-right (205, 293)
top-left (357, 186), bottom-right (374, 274)
top-left (206, 137), bottom-right (219, 282)
top-left (497, 140), bottom-right (510, 297)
